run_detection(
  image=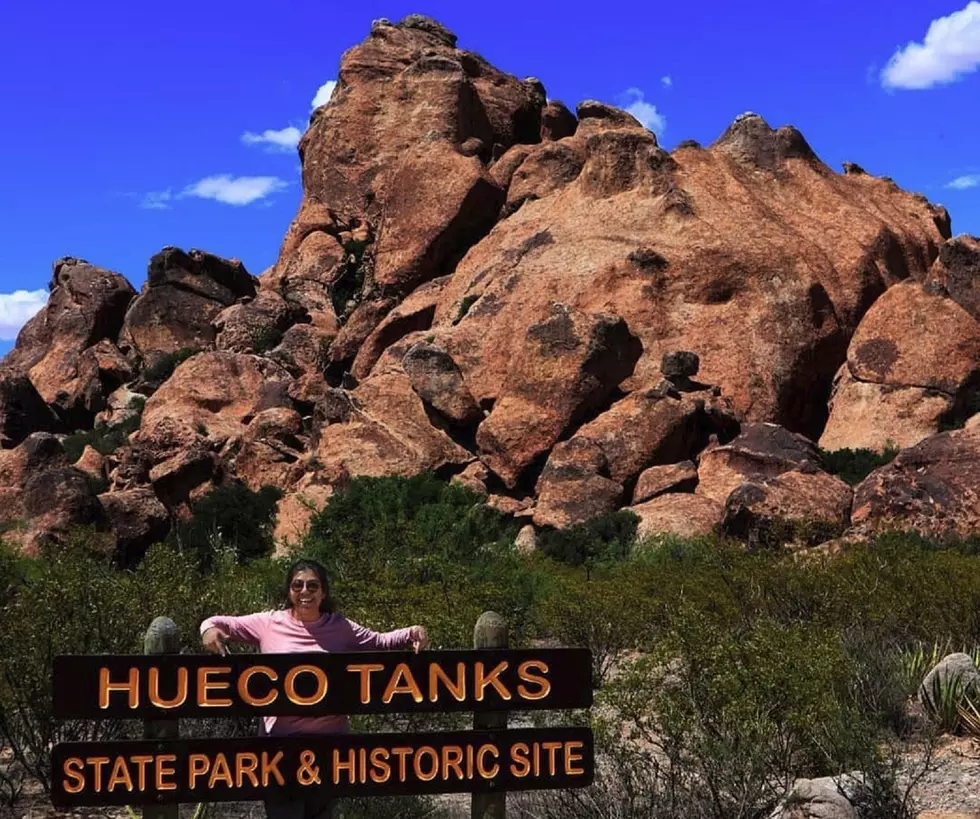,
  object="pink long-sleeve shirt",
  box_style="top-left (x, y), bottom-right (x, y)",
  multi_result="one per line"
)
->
top-left (199, 609), bottom-right (414, 736)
